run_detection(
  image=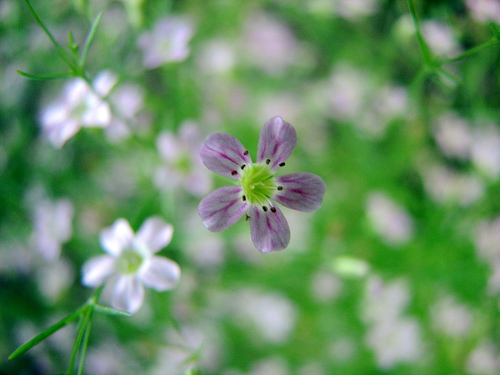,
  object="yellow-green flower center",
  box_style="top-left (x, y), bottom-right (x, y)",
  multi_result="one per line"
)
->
top-left (240, 163), bottom-right (277, 206)
top-left (118, 250), bottom-right (144, 274)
